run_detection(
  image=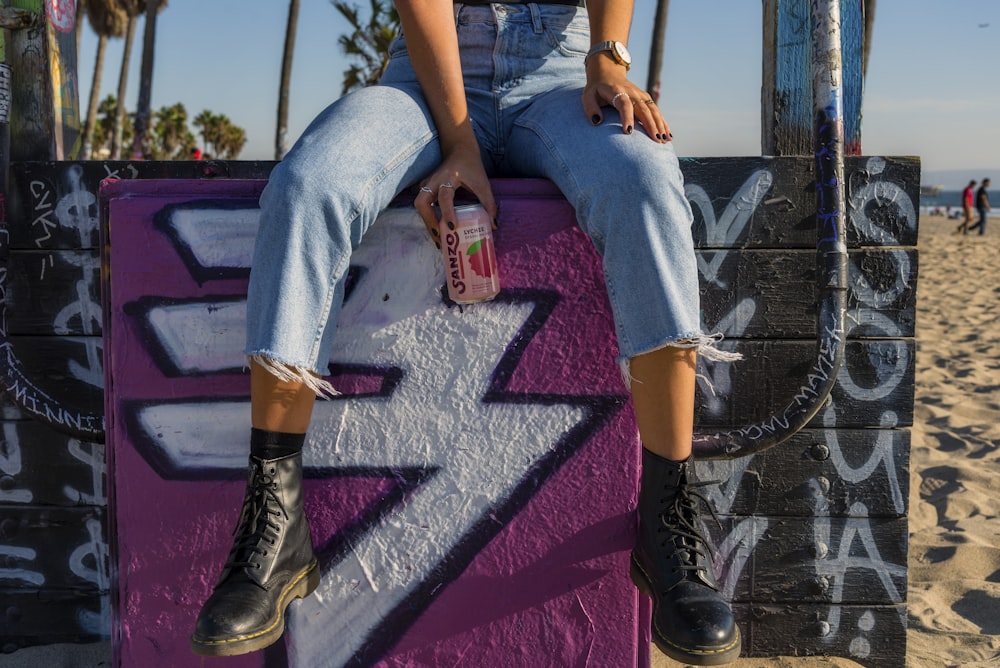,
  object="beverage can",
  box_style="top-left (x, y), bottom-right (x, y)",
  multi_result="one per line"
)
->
top-left (440, 203), bottom-right (500, 304)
